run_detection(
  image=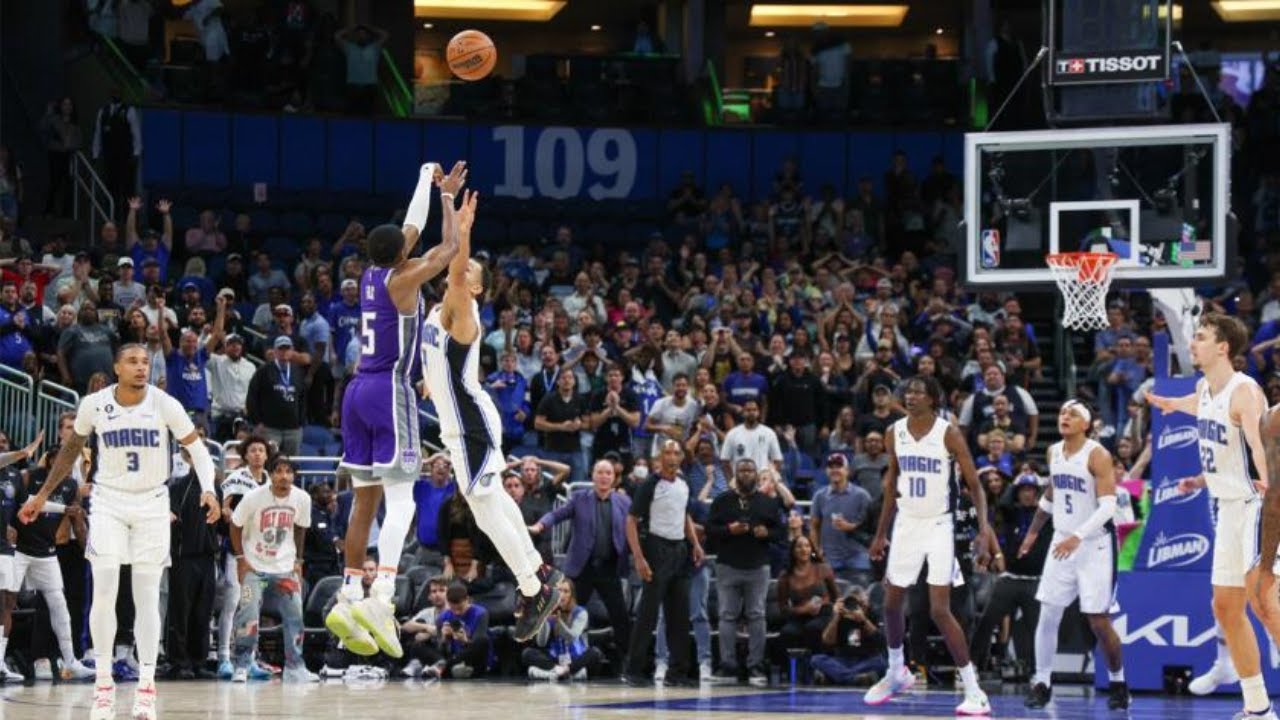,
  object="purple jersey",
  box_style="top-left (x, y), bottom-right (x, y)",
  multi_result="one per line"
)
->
top-left (356, 266), bottom-right (423, 377)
